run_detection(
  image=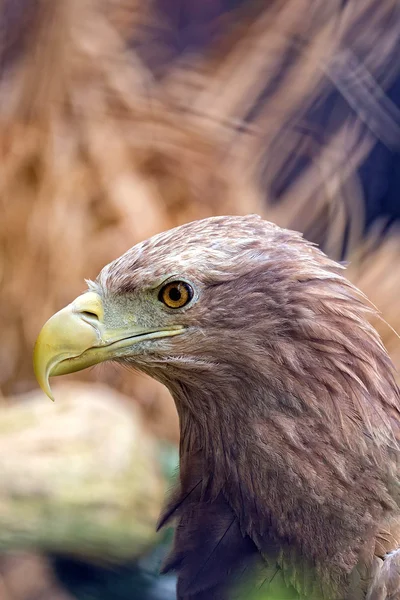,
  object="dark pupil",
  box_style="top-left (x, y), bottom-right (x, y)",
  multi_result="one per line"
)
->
top-left (168, 286), bottom-right (182, 302)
